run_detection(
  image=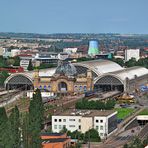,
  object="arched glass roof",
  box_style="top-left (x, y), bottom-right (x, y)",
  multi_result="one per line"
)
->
top-left (74, 60), bottom-right (123, 75)
top-left (4, 73), bottom-right (33, 87)
top-left (111, 66), bottom-right (148, 81)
